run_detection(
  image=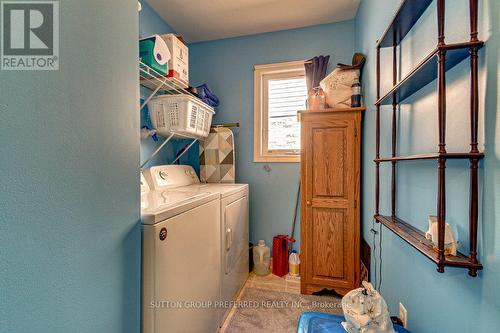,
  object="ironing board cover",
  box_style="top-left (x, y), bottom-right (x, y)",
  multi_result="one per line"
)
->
top-left (199, 127), bottom-right (235, 183)
top-left (296, 313), bottom-right (410, 333)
